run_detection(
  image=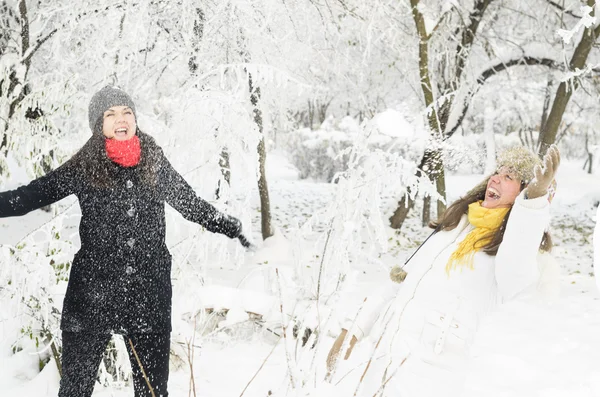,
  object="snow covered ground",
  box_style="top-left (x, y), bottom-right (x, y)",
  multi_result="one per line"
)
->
top-left (1, 150), bottom-right (599, 397)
